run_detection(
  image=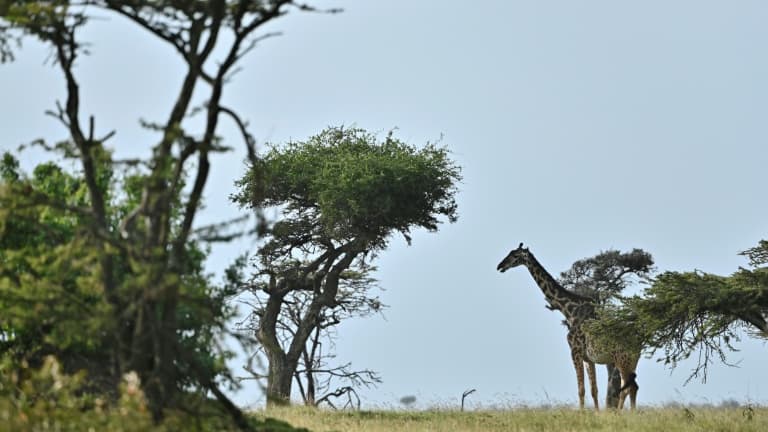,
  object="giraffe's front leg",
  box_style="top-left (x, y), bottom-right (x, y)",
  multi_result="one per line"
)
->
top-left (585, 361), bottom-right (599, 411)
top-left (570, 351), bottom-right (586, 409)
